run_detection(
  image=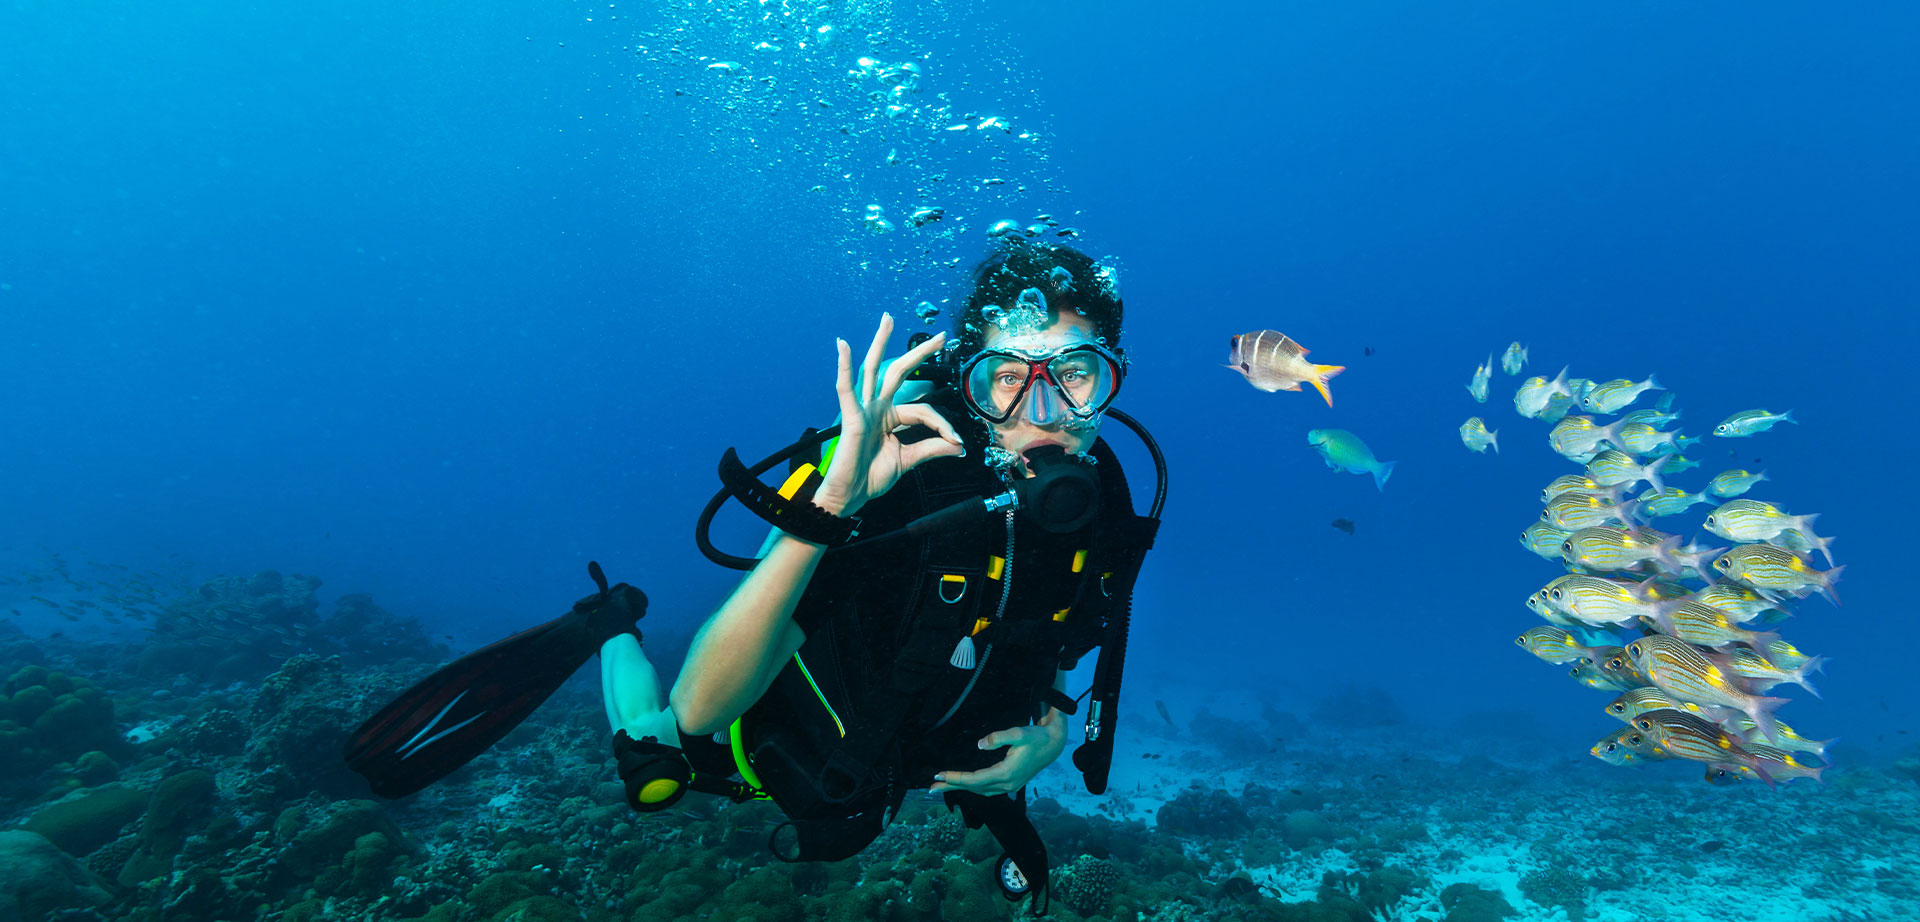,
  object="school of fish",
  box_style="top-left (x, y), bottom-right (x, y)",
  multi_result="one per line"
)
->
top-left (1480, 342), bottom-right (1839, 788)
